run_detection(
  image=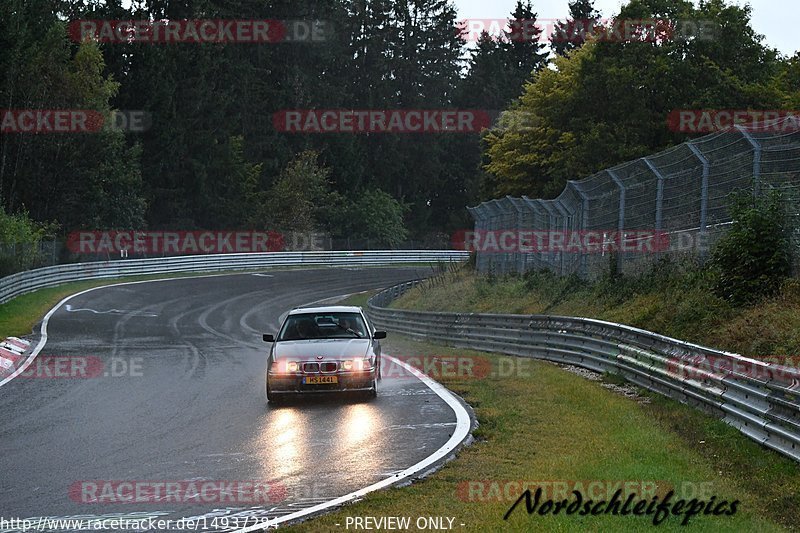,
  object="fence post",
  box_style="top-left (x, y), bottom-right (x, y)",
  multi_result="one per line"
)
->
top-left (553, 199), bottom-right (570, 276)
top-left (568, 181), bottom-right (590, 278)
top-left (641, 157), bottom-right (664, 232)
top-left (687, 142), bottom-right (709, 257)
top-left (476, 203), bottom-right (491, 273)
top-left (492, 199), bottom-right (510, 275)
top-left (498, 197), bottom-right (517, 274)
top-left (538, 200), bottom-right (558, 274)
top-left (466, 206), bottom-right (478, 269)
top-left (471, 203), bottom-right (486, 273)
top-left (508, 196), bottom-right (529, 273)
top-left (484, 201), bottom-right (501, 275)
top-left (523, 196), bottom-right (545, 271)
top-left (608, 169), bottom-right (625, 273)
top-left (735, 125), bottom-right (762, 197)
